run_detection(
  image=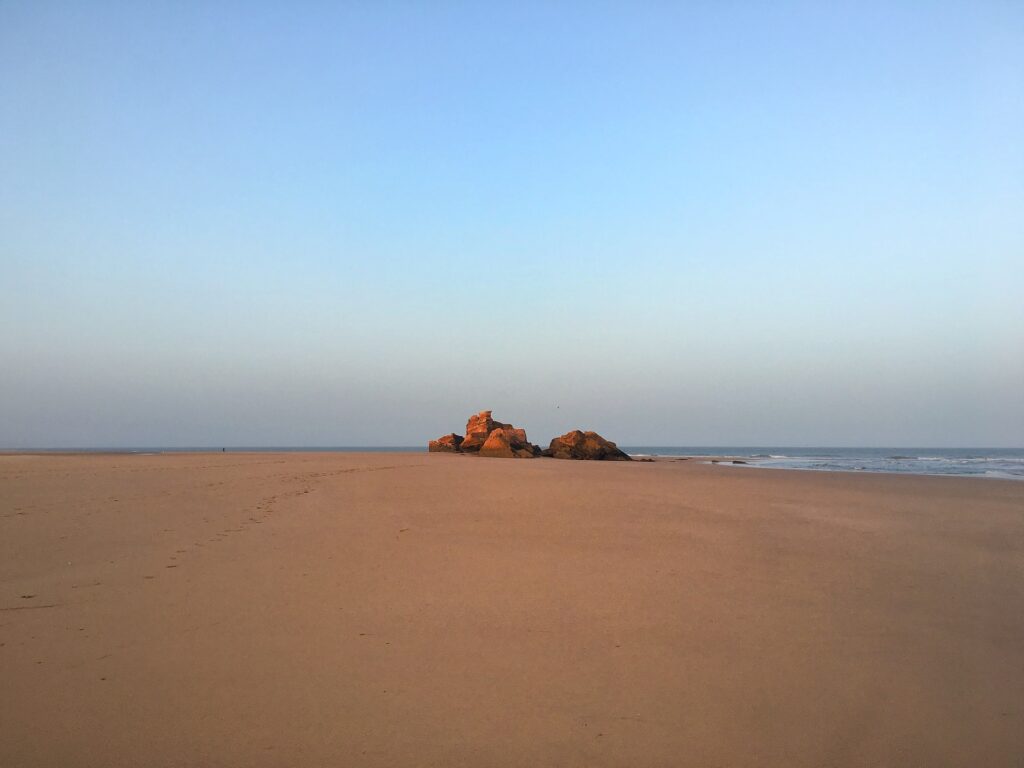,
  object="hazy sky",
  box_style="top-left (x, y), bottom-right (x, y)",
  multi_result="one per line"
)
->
top-left (2, 1), bottom-right (1022, 447)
